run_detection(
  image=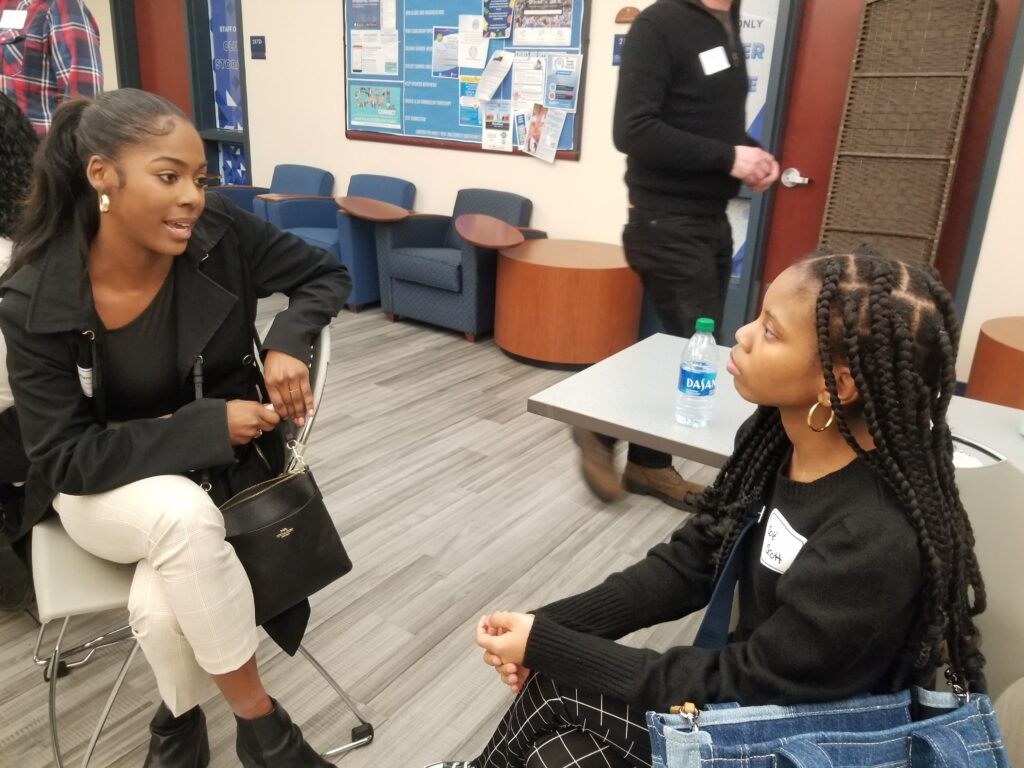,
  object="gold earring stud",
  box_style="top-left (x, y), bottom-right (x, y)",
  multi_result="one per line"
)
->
top-left (806, 401), bottom-right (835, 433)
top-left (99, 193), bottom-right (110, 213)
